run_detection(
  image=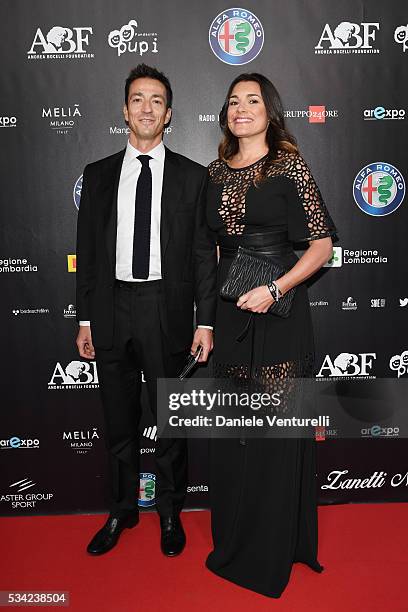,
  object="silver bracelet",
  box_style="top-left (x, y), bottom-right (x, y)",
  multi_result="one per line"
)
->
top-left (268, 281), bottom-right (282, 302)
